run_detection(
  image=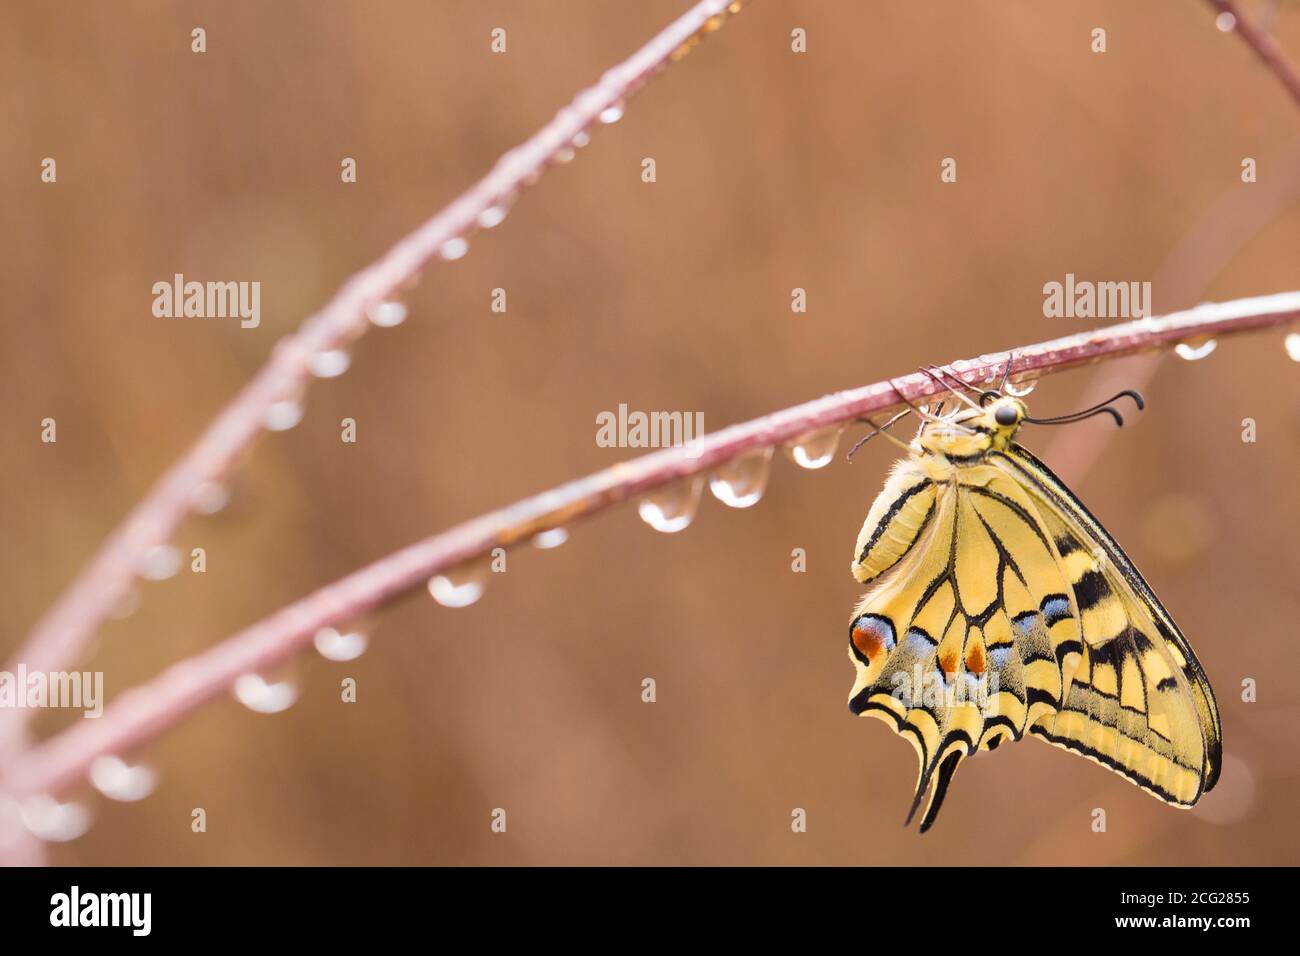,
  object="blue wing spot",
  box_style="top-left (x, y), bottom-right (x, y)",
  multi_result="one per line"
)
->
top-left (905, 627), bottom-right (937, 653)
top-left (989, 646), bottom-right (1015, 667)
top-left (1040, 594), bottom-right (1072, 628)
